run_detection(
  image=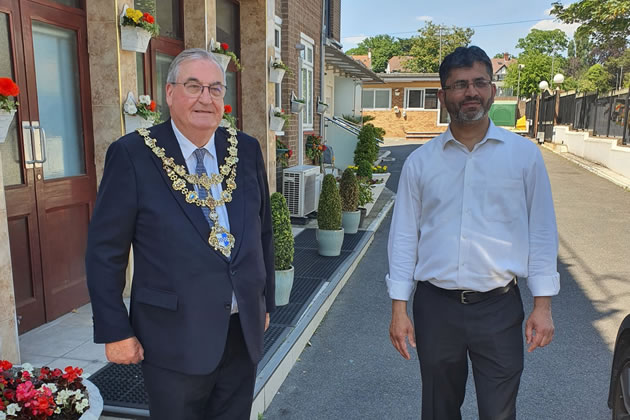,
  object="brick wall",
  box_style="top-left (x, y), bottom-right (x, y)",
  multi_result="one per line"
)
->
top-left (330, 0), bottom-right (340, 42)
top-left (278, 0), bottom-right (323, 167)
